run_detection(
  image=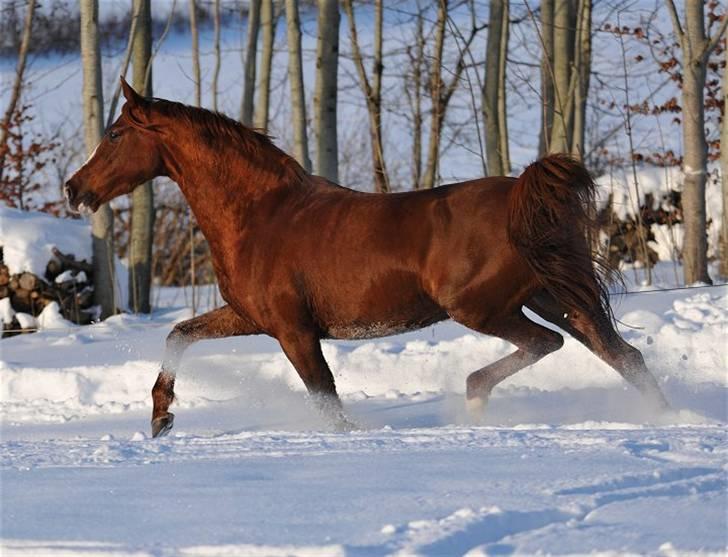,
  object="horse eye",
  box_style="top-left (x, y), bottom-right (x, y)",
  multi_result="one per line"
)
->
top-left (108, 130), bottom-right (121, 142)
